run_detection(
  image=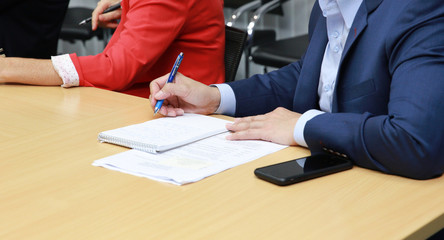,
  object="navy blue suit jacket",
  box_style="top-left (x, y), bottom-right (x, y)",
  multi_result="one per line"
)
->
top-left (227, 0), bottom-right (444, 179)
